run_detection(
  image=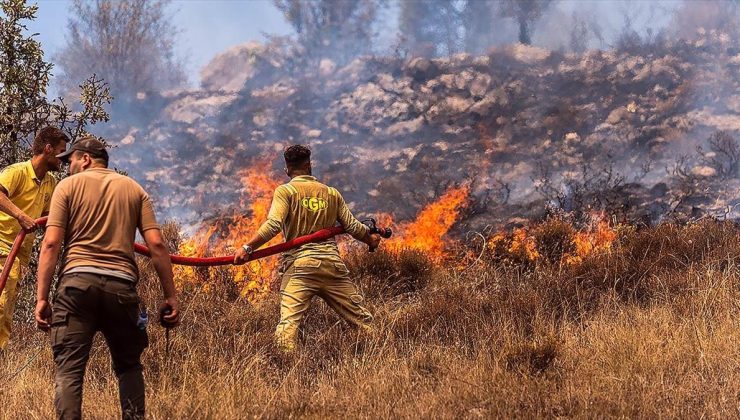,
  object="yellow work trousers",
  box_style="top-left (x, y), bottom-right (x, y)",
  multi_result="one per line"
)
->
top-left (275, 255), bottom-right (373, 351)
top-left (0, 255), bottom-right (24, 350)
